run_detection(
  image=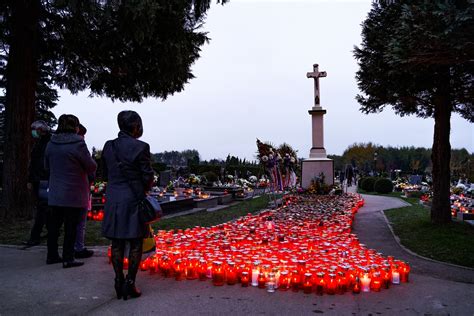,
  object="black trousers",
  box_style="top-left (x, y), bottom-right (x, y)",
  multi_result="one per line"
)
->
top-left (29, 181), bottom-right (48, 241)
top-left (47, 206), bottom-right (82, 262)
top-left (111, 238), bottom-right (143, 282)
